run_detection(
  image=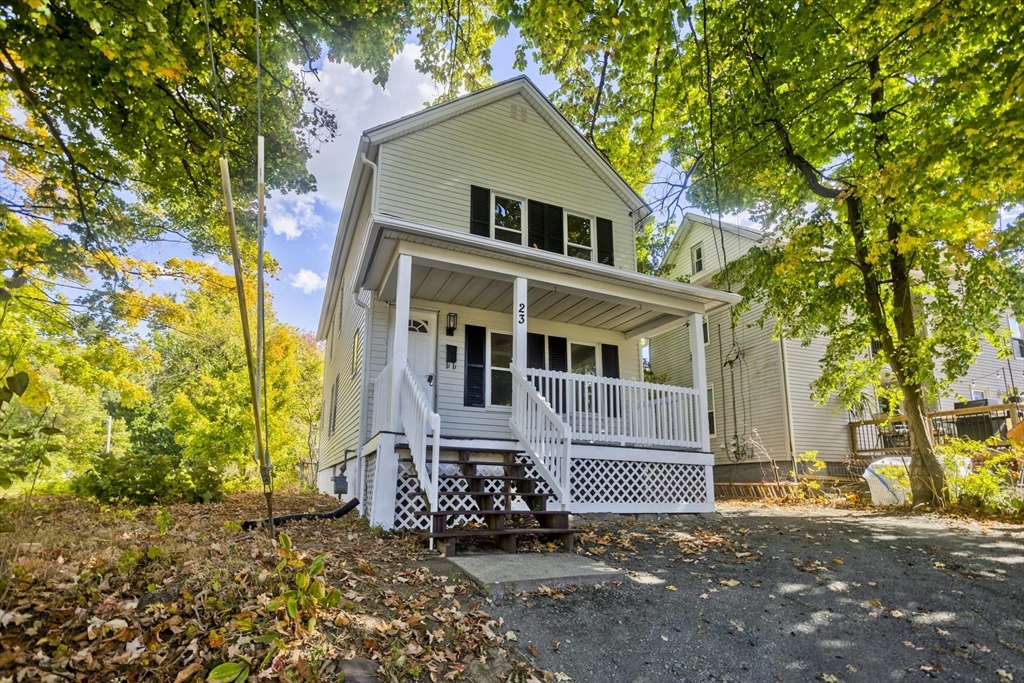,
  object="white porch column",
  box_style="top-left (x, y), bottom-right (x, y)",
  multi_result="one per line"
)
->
top-left (690, 312), bottom-right (711, 453)
top-left (513, 277), bottom-right (528, 371)
top-left (391, 254), bottom-right (412, 431)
